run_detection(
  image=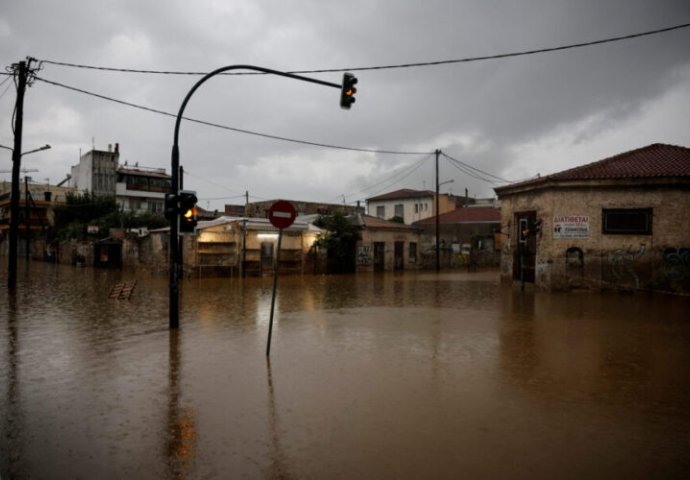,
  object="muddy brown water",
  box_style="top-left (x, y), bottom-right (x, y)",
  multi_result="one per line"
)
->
top-left (1, 261), bottom-right (689, 479)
